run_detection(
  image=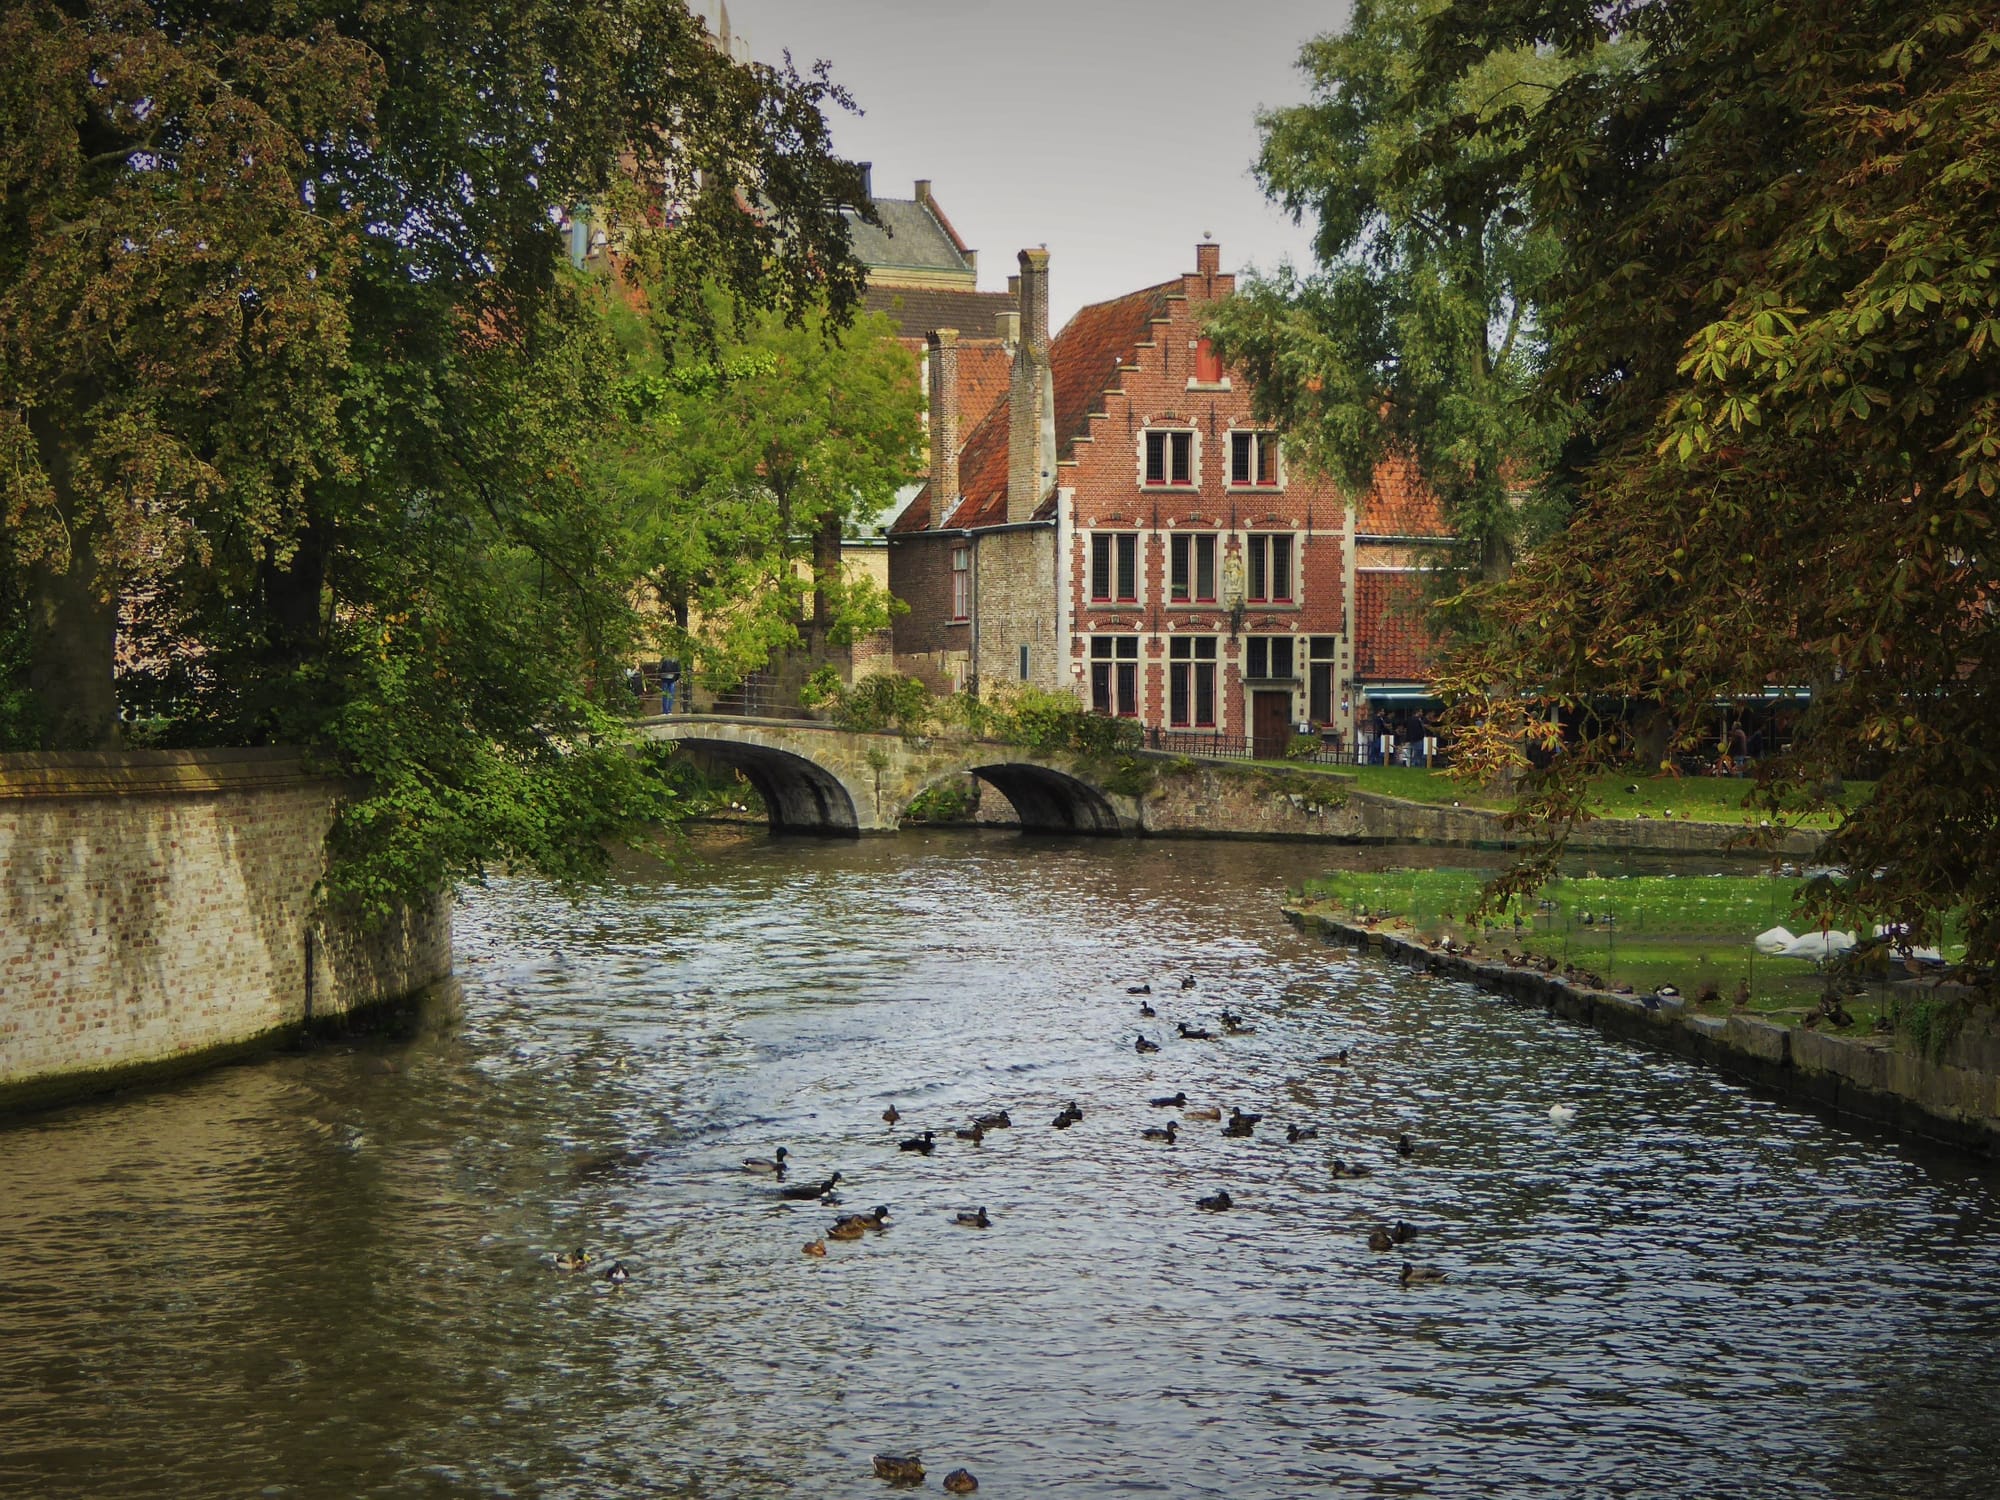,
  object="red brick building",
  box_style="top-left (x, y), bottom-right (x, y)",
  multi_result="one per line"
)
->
top-left (890, 242), bottom-right (1449, 757)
